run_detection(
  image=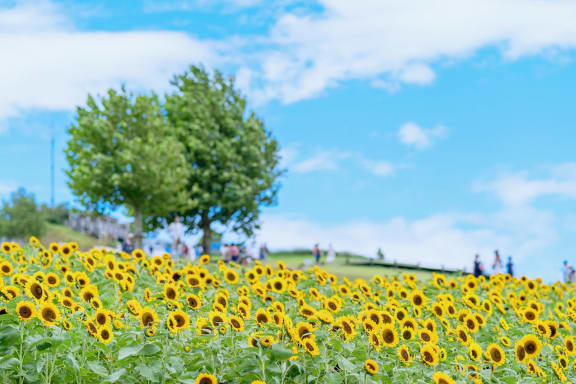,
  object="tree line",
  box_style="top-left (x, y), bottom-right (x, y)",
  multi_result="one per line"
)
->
top-left (64, 65), bottom-right (283, 252)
